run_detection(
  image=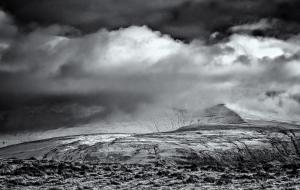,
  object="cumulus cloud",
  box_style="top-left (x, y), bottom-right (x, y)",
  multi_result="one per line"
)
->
top-left (0, 7), bottom-right (300, 133)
